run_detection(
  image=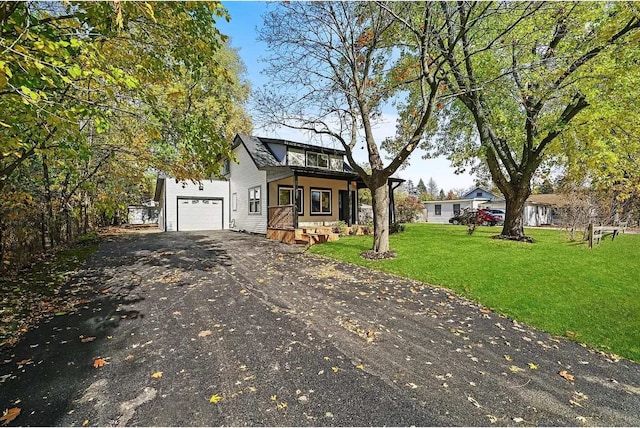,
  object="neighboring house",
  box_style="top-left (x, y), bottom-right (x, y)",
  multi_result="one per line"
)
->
top-left (127, 201), bottom-right (159, 225)
top-left (423, 187), bottom-right (554, 226)
top-left (154, 134), bottom-right (403, 239)
top-left (423, 187), bottom-right (503, 224)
